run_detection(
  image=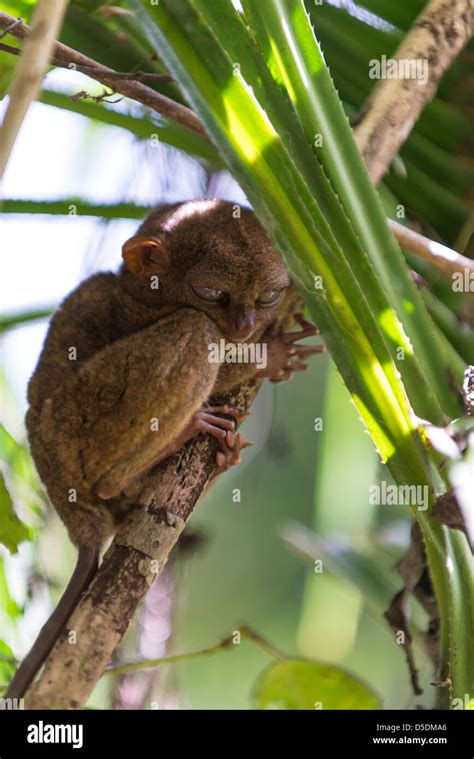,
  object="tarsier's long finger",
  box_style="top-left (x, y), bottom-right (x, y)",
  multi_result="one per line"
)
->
top-left (290, 361), bottom-right (309, 372)
top-left (200, 412), bottom-right (236, 431)
top-left (270, 369), bottom-right (293, 383)
top-left (204, 405), bottom-right (251, 421)
top-left (290, 344), bottom-right (325, 358)
top-left (196, 420), bottom-right (228, 440)
top-left (282, 325), bottom-right (320, 344)
top-left (294, 312), bottom-right (320, 333)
